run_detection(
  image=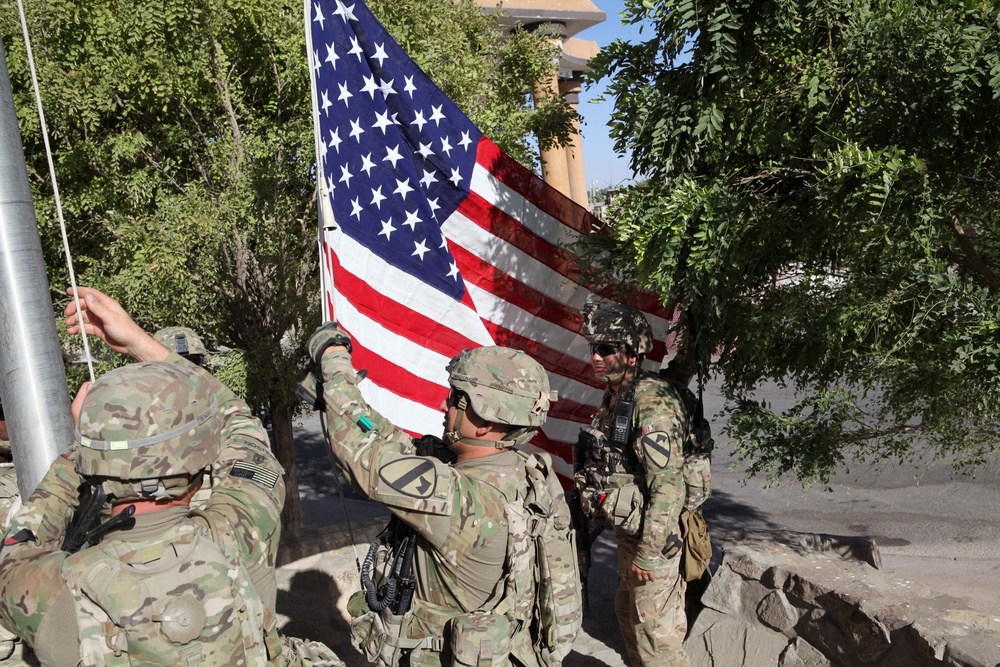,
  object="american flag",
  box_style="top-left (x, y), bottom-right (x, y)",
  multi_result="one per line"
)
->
top-left (305, 0), bottom-right (673, 478)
